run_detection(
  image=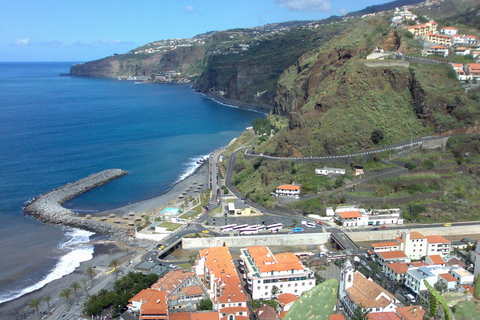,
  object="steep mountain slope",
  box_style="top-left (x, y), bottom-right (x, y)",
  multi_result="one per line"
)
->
top-left (253, 16), bottom-right (479, 157)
